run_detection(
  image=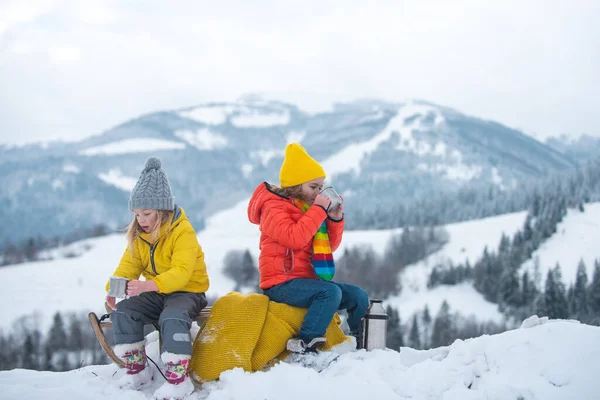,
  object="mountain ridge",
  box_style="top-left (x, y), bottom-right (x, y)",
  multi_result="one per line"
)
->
top-left (0, 97), bottom-right (581, 244)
